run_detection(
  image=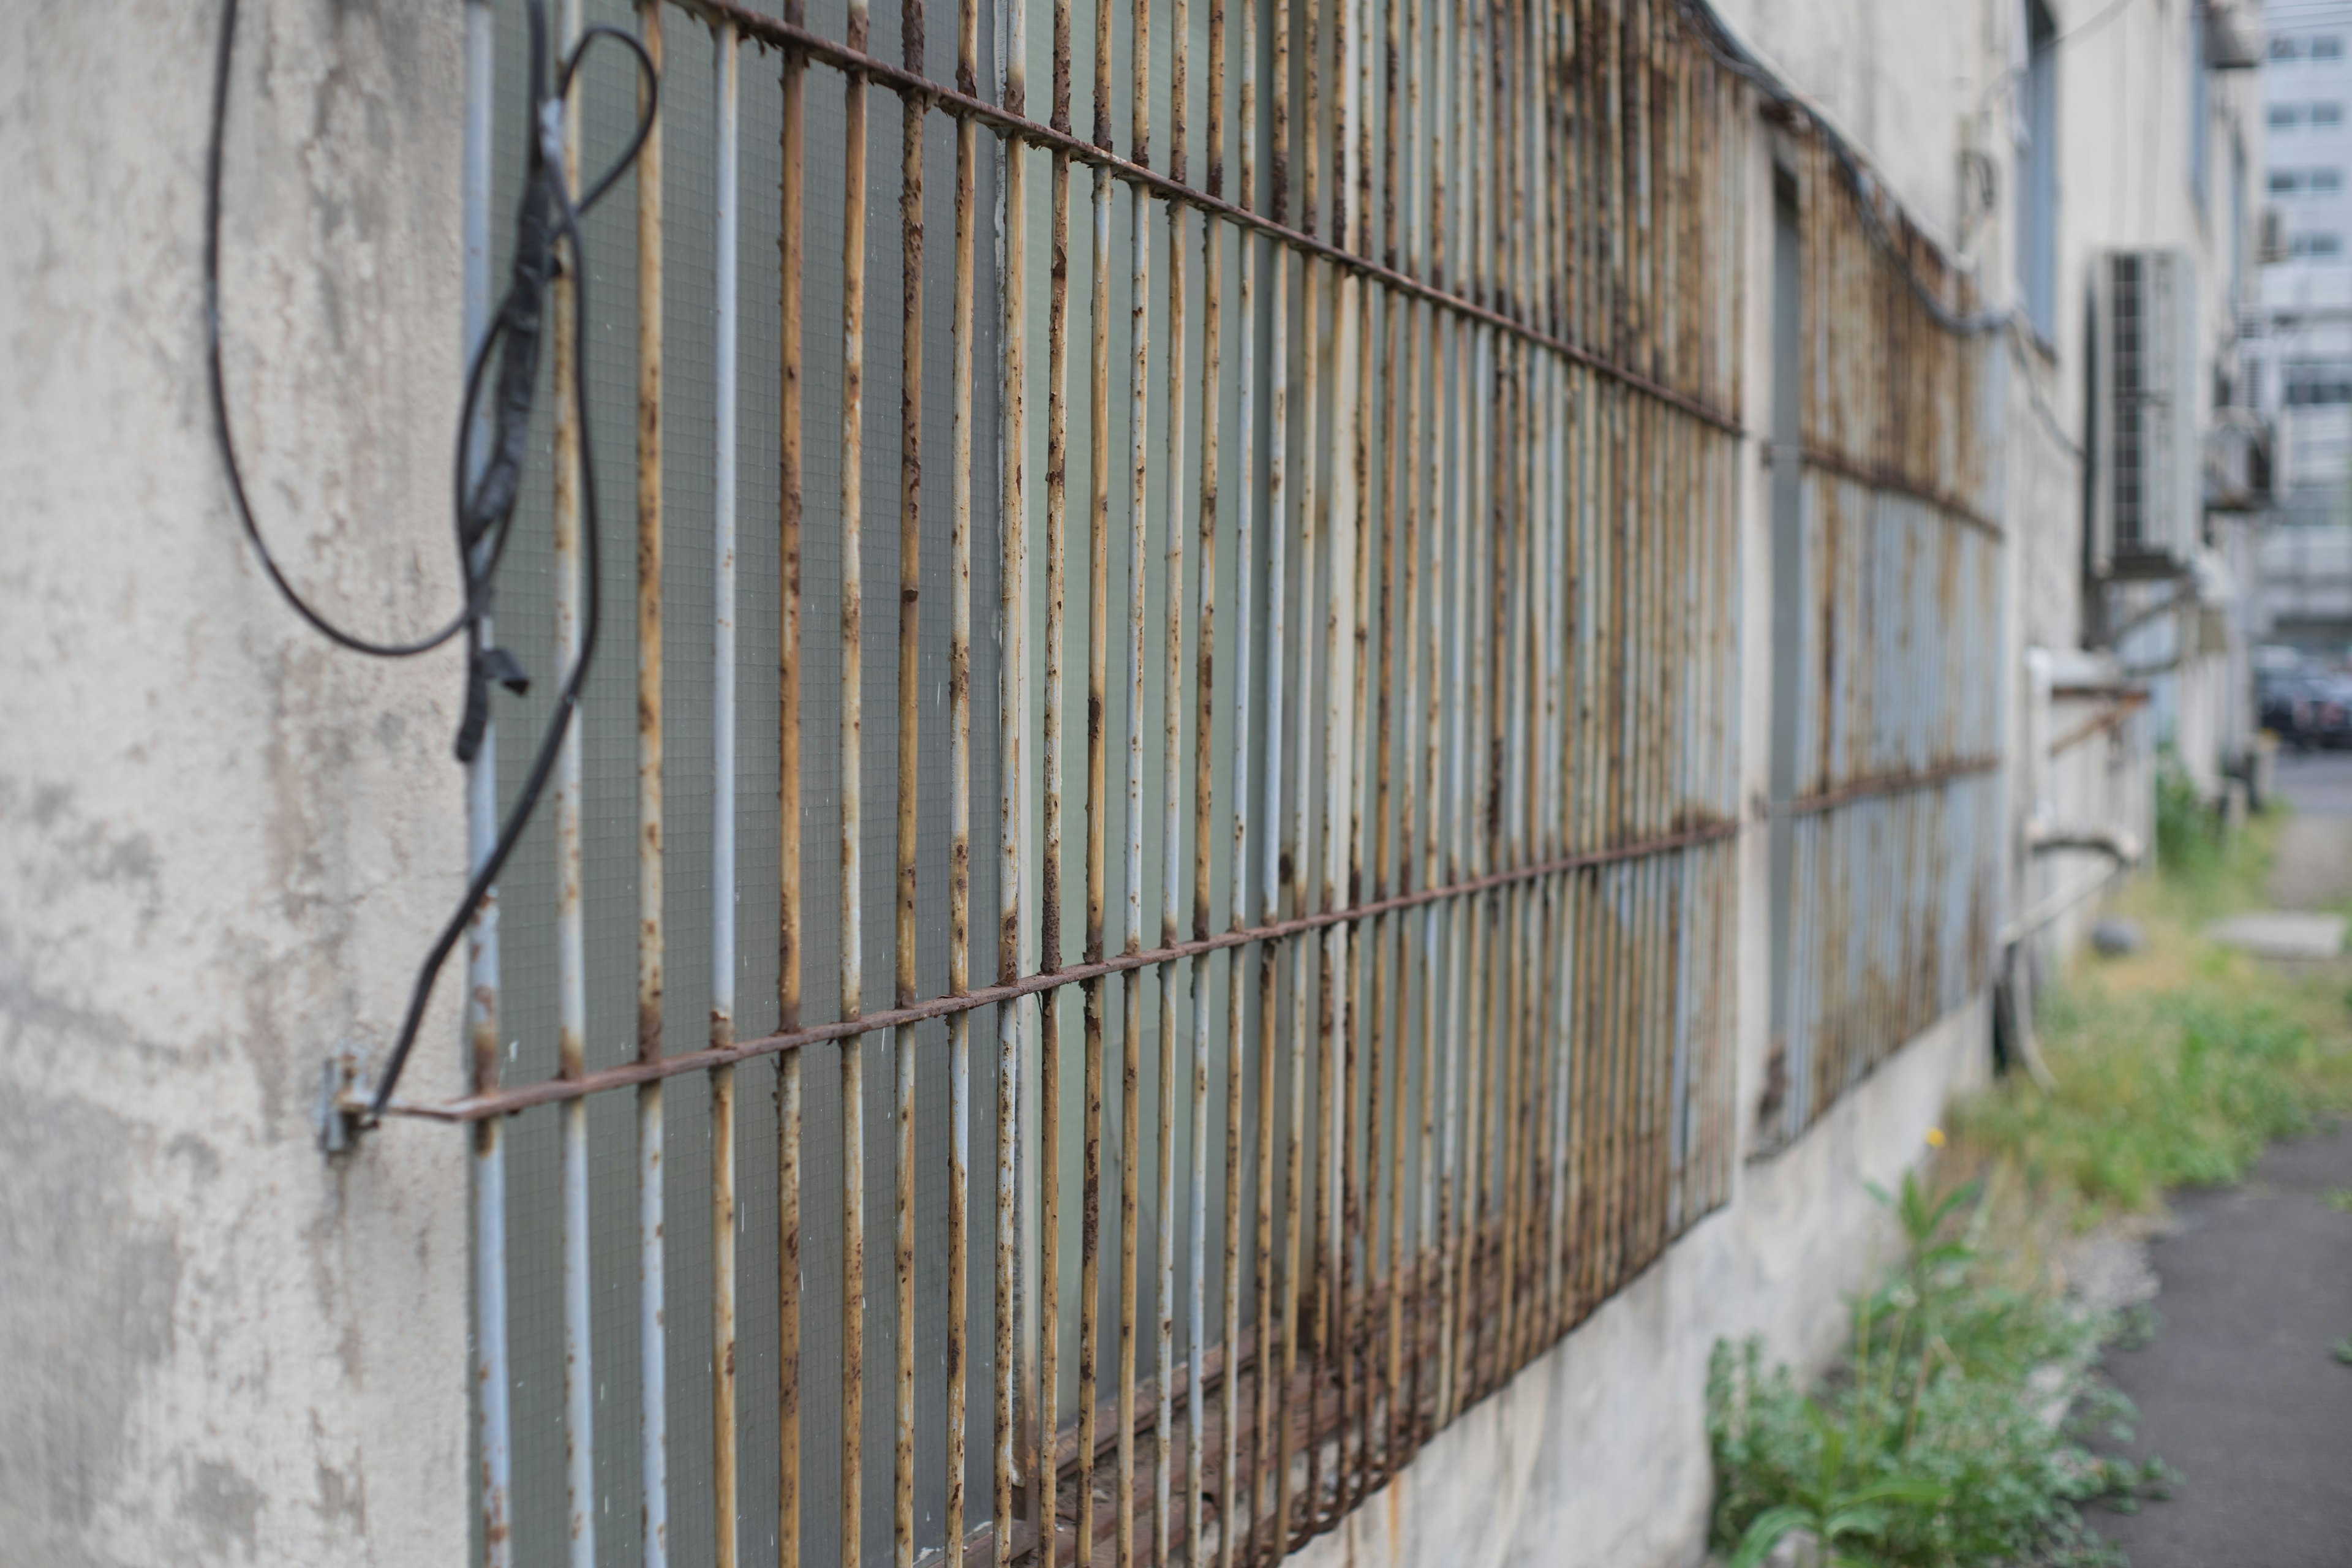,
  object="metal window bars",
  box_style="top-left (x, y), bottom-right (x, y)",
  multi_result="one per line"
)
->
top-left (1757, 130), bottom-right (2007, 1151)
top-left (412, 0), bottom-right (1804, 1562)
